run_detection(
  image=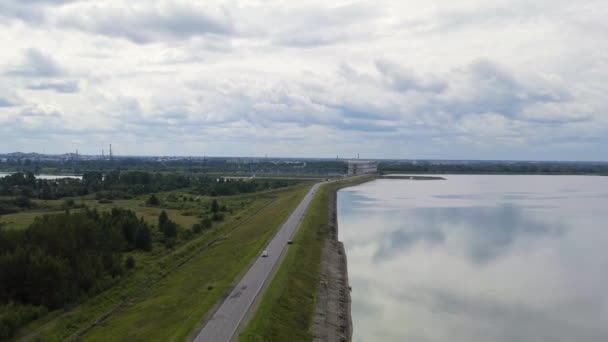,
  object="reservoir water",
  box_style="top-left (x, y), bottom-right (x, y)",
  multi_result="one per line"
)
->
top-left (338, 175), bottom-right (608, 342)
